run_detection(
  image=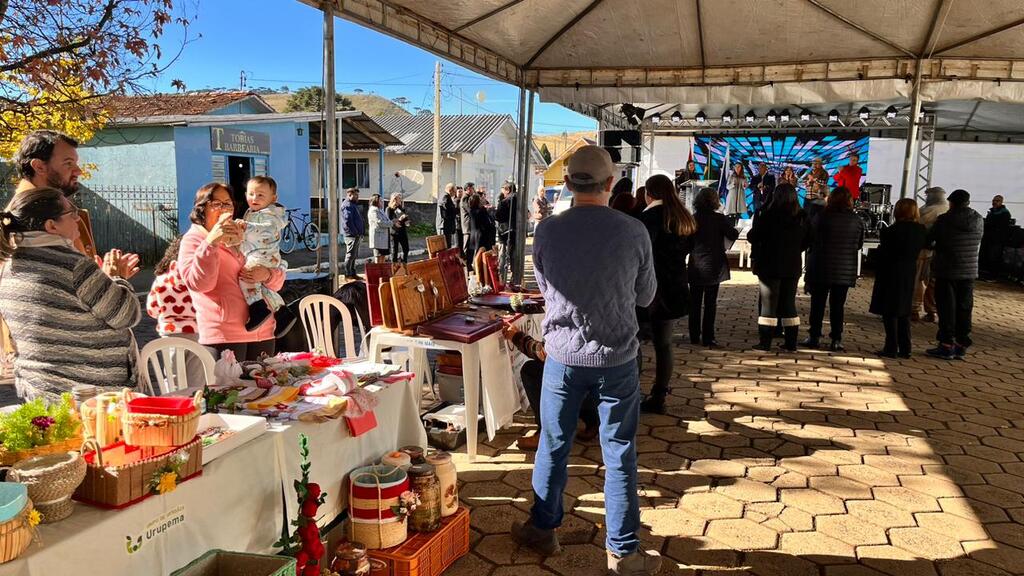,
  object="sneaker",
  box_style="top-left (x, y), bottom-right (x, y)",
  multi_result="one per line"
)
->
top-left (245, 299), bottom-right (273, 331)
top-left (640, 395), bottom-right (666, 415)
top-left (799, 337), bottom-right (820, 349)
top-left (829, 340), bottom-right (845, 352)
top-left (898, 351), bottom-right (912, 359)
top-left (875, 349), bottom-right (898, 358)
top-left (511, 520), bottom-right (561, 556)
top-left (954, 345), bottom-right (966, 359)
top-left (607, 548), bottom-right (663, 575)
top-left (926, 345), bottom-right (956, 360)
